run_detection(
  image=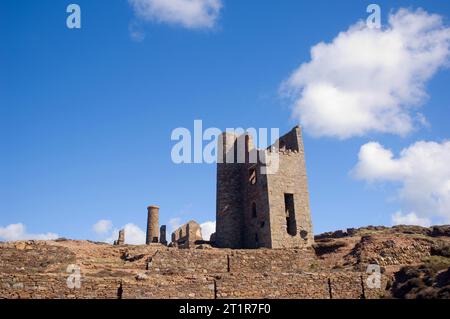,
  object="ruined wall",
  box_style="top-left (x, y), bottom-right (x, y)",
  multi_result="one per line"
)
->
top-left (241, 135), bottom-right (272, 249)
top-left (215, 133), bottom-right (244, 248)
top-left (171, 221), bottom-right (203, 249)
top-left (266, 127), bottom-right (314, 249)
